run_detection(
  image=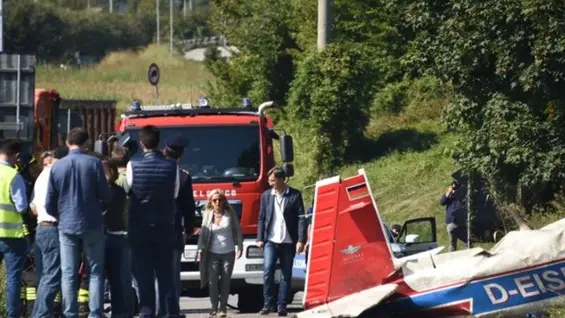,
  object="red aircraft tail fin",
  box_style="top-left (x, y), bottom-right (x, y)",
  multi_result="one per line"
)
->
top-left (303, 169), bottom-right (396, 309)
